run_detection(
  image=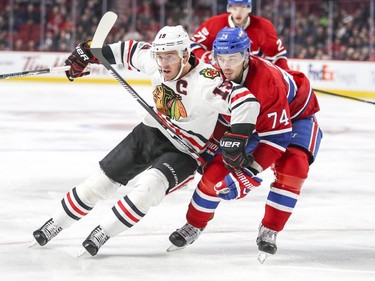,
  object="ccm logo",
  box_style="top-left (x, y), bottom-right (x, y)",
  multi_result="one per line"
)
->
top-left (76, 46), bottom-right (90, 61)
top-left (220, 141), bottom-right (241, 148)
